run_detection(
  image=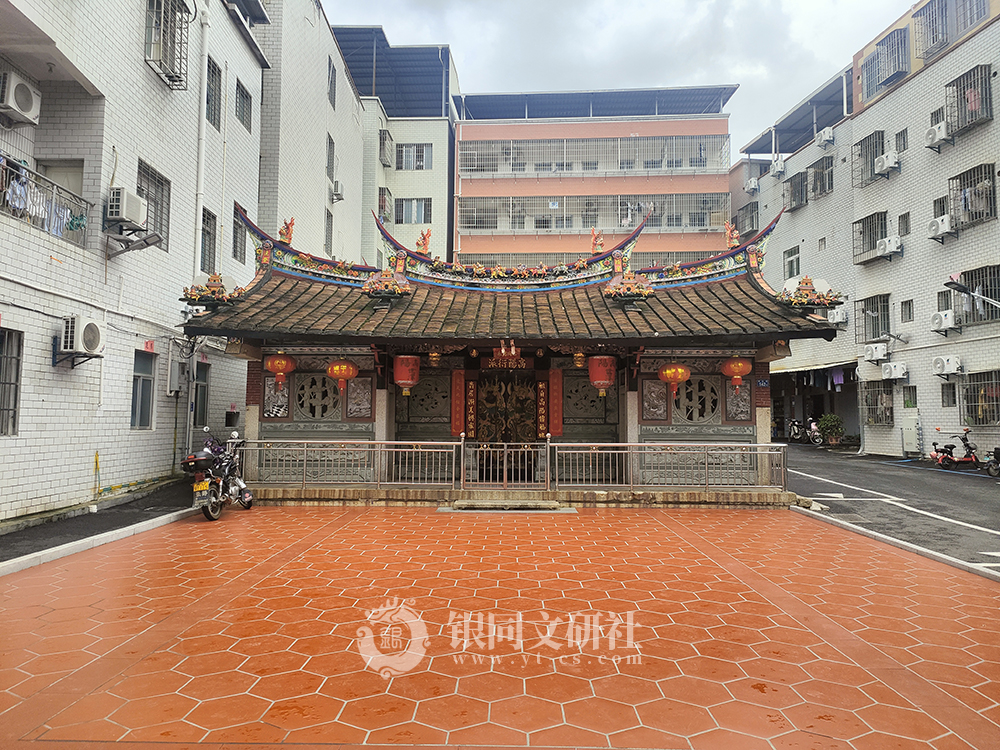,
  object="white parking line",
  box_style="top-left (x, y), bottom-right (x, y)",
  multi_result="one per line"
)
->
top-left (789, 468), bottom-right (1000, 537)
